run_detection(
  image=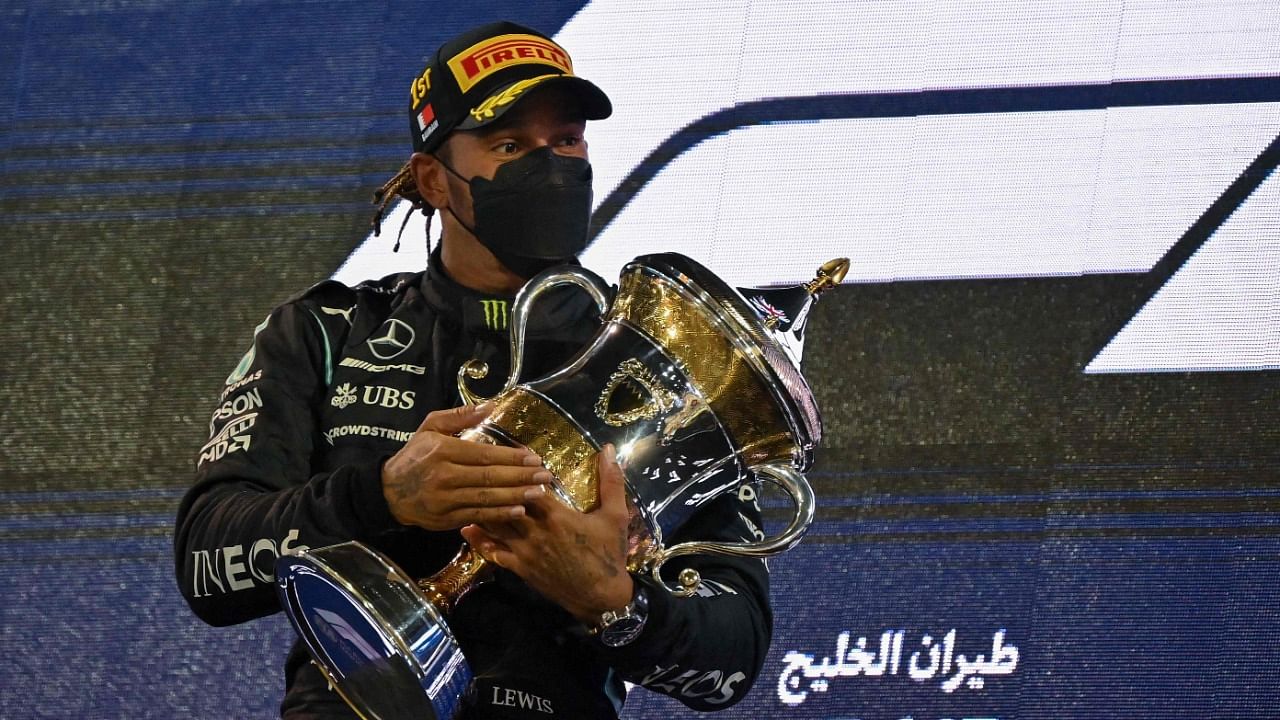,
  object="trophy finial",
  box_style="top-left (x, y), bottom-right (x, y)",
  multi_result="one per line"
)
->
top-left (756, 258), bottom-right (850, 331)
top-left (803, 257), bottom-right (850, 297)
